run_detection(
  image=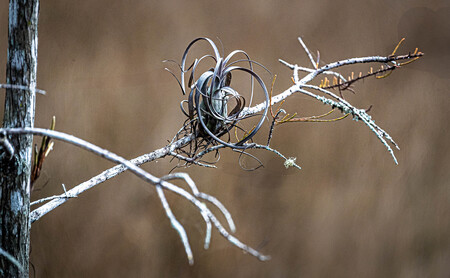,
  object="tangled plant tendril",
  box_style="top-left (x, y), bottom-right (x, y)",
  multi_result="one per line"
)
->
top-left (166, 38), bottom-right (270, 155)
